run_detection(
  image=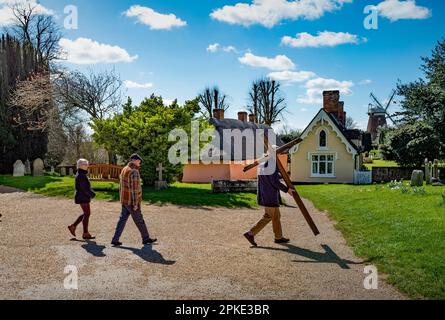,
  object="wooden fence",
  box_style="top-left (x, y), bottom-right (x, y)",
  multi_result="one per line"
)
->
top-left (88, 164), bottom-right (123, 182)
